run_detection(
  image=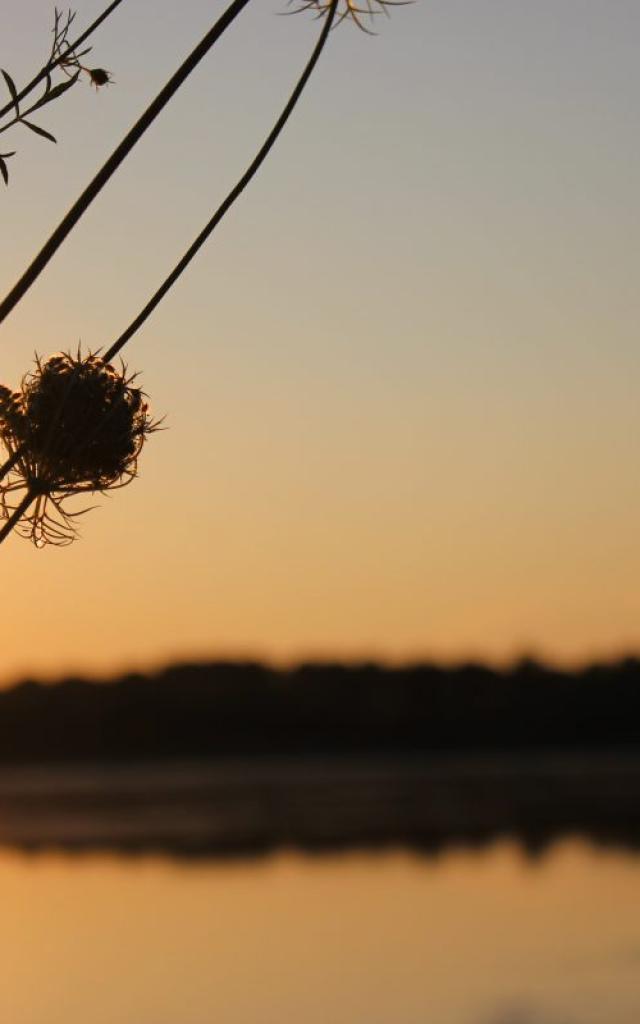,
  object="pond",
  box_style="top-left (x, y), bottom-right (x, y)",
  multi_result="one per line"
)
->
top-left (1, 836), bottom-right (639, 1024)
